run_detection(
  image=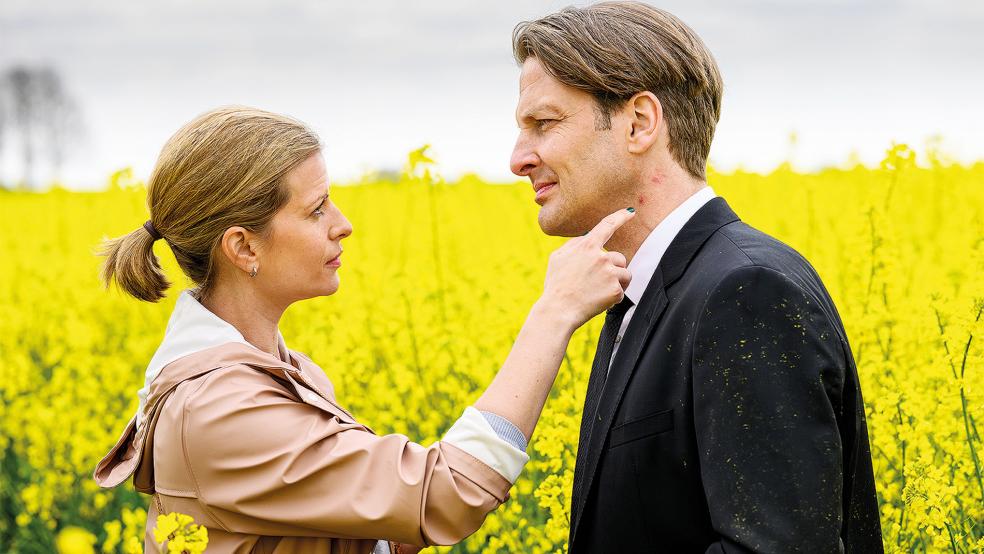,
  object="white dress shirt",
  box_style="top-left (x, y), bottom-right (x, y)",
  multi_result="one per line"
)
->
top-left (608, 186), bottom-right (718, 373)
